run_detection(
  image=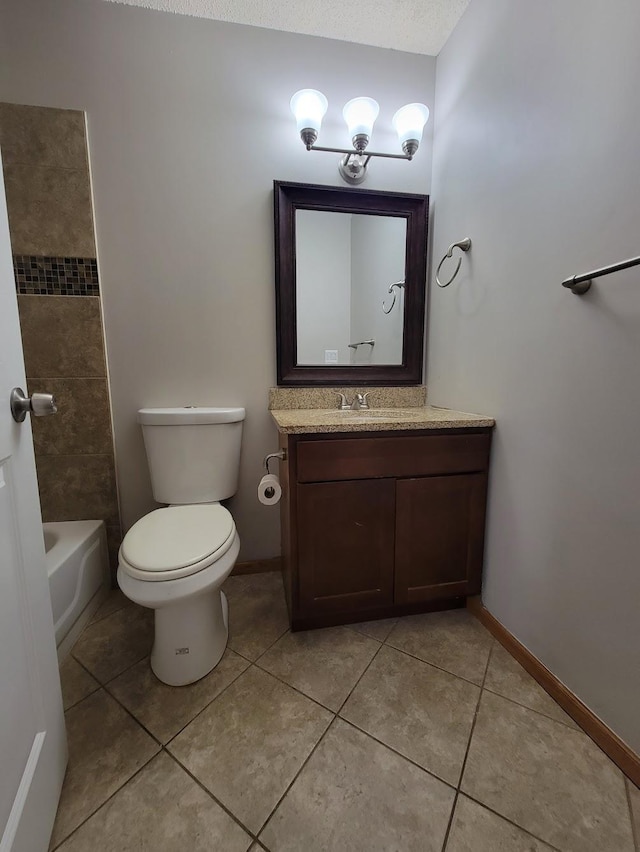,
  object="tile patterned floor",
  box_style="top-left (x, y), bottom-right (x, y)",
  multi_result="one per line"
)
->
top-left (52, 573), bottom-right (639, 852)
